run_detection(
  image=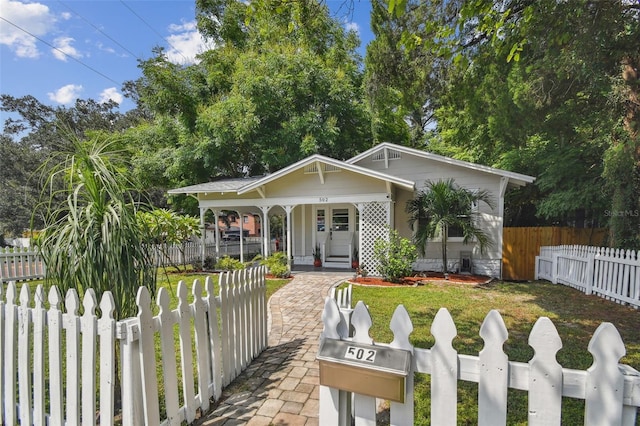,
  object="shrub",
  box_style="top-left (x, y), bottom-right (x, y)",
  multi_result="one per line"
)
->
top-left (216, 255), bottom-right (246, 271)
top-left (260, 252), bottom-right (290, 278)
top-left (373, 229), bottom-right (417, 283)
